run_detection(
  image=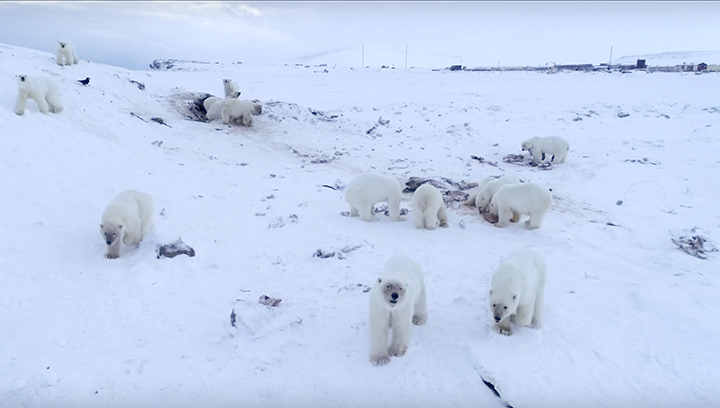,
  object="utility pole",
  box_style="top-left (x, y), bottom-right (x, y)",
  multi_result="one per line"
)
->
top-left (609, 46), bottom-right (613, 65)
top-left (405, 44), bottom-right (408, 69)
